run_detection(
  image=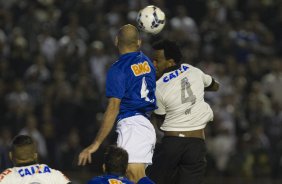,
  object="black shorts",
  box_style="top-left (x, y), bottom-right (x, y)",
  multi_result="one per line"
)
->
top-left (147, 136), bottom-right (207, 184)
